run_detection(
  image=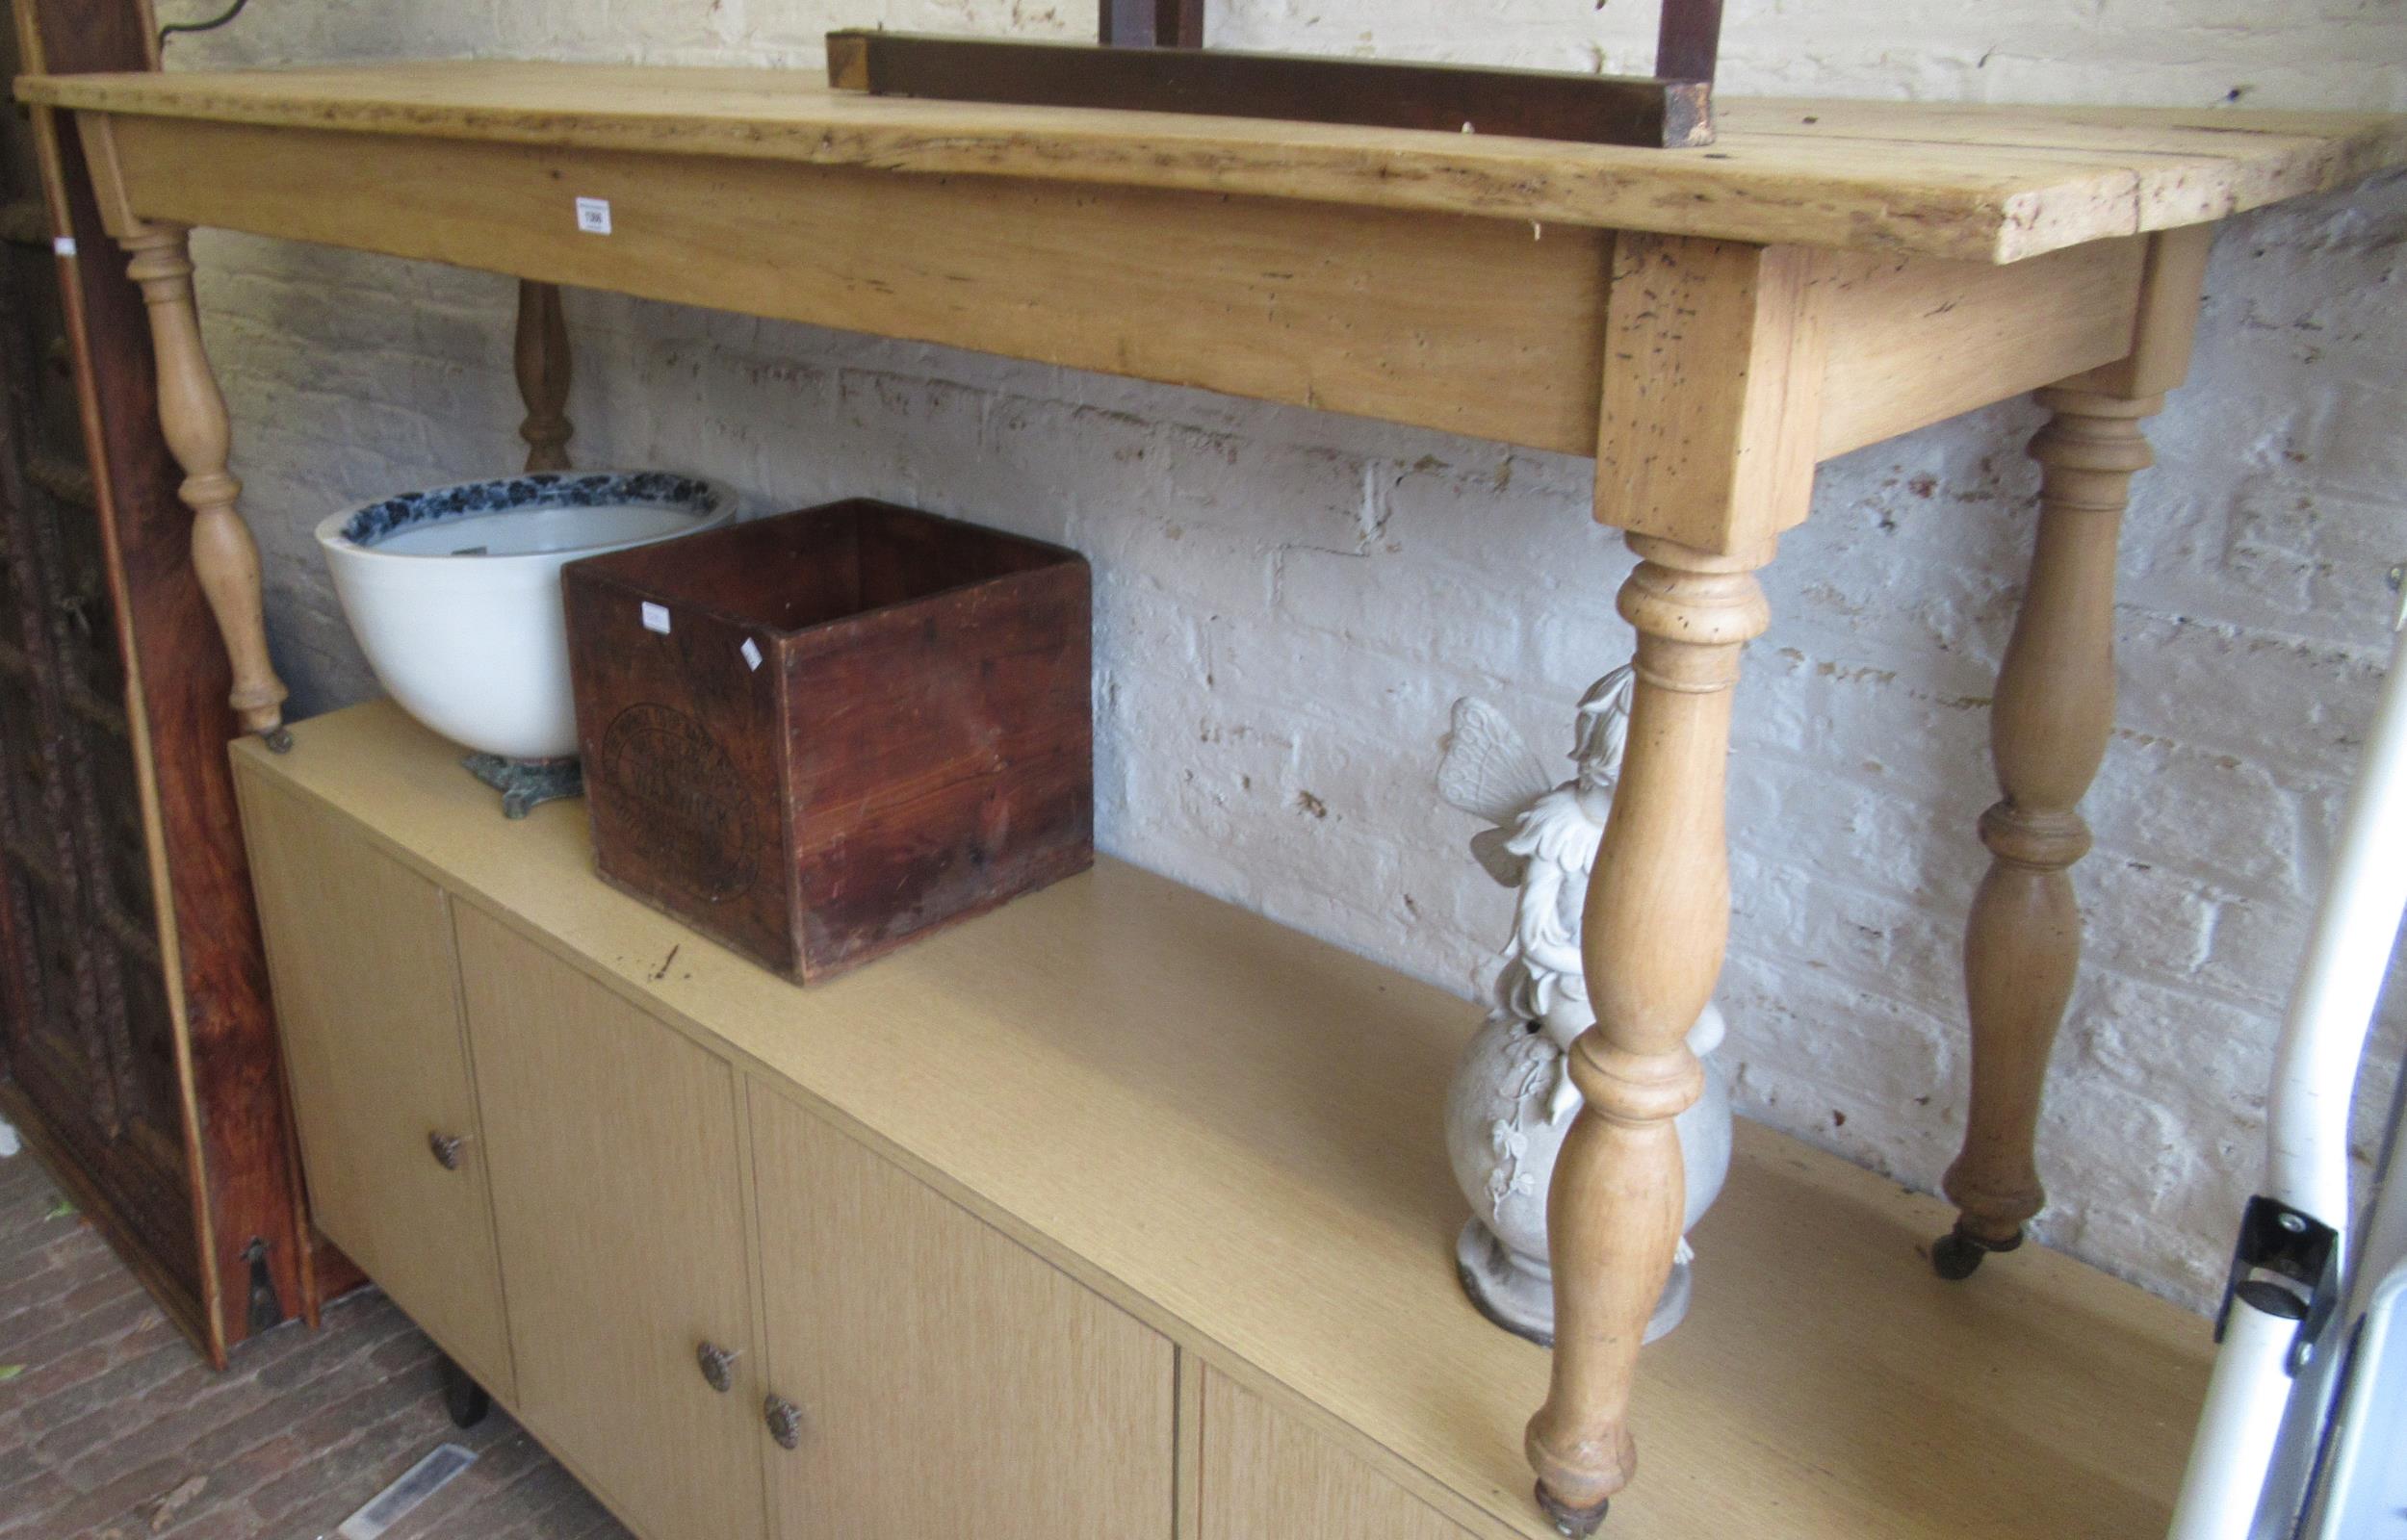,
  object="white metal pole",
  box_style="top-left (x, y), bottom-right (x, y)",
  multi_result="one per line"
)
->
top-left (2169, 1296), bottom-right (2311, 1540)
top-left (2166, 572), bottom-right (2407, 1540)
top-left (2265, 588), bottom-right (2407, 1227)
